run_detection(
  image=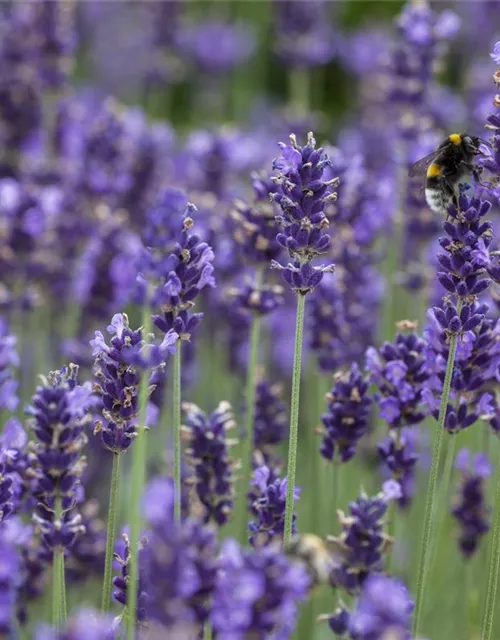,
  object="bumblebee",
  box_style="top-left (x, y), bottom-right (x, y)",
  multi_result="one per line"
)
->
top-left (285, 534), bottom-right (338, 588)
top-left (409, 133), bottom-right (486, 214)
